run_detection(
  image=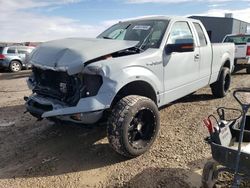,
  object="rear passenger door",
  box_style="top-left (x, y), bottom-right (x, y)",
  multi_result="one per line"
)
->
top-left (192, 22), bottom-right (212, 85)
